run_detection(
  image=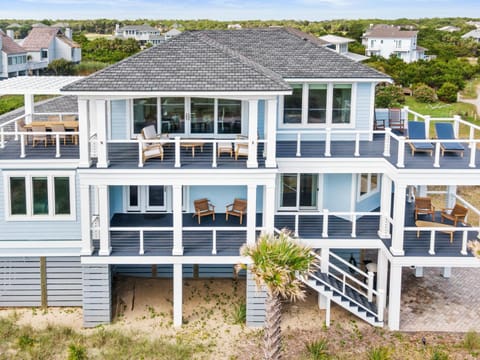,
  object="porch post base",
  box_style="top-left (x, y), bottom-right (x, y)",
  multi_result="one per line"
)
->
top-left (98, 247), bottom-right (112, 256)
top-left (172, 247), bottom-right (184, 256)
top-left (389, 247), bottom-right (404, 256)
top-left (377, 230), bottom-right (391, 239)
